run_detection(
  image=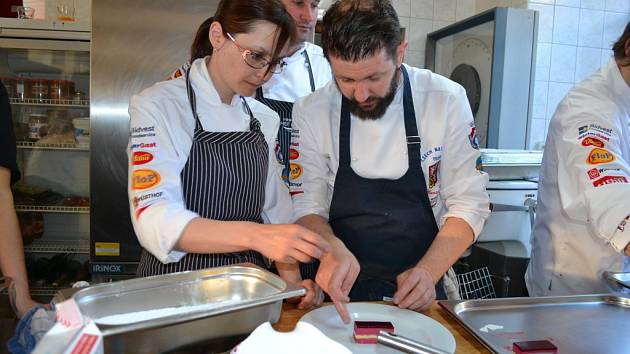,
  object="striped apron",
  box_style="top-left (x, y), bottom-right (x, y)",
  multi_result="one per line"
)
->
top-left (137, 68), bottom-right (268, 277)
top-left (255, 50), bottom-right (317, 280)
